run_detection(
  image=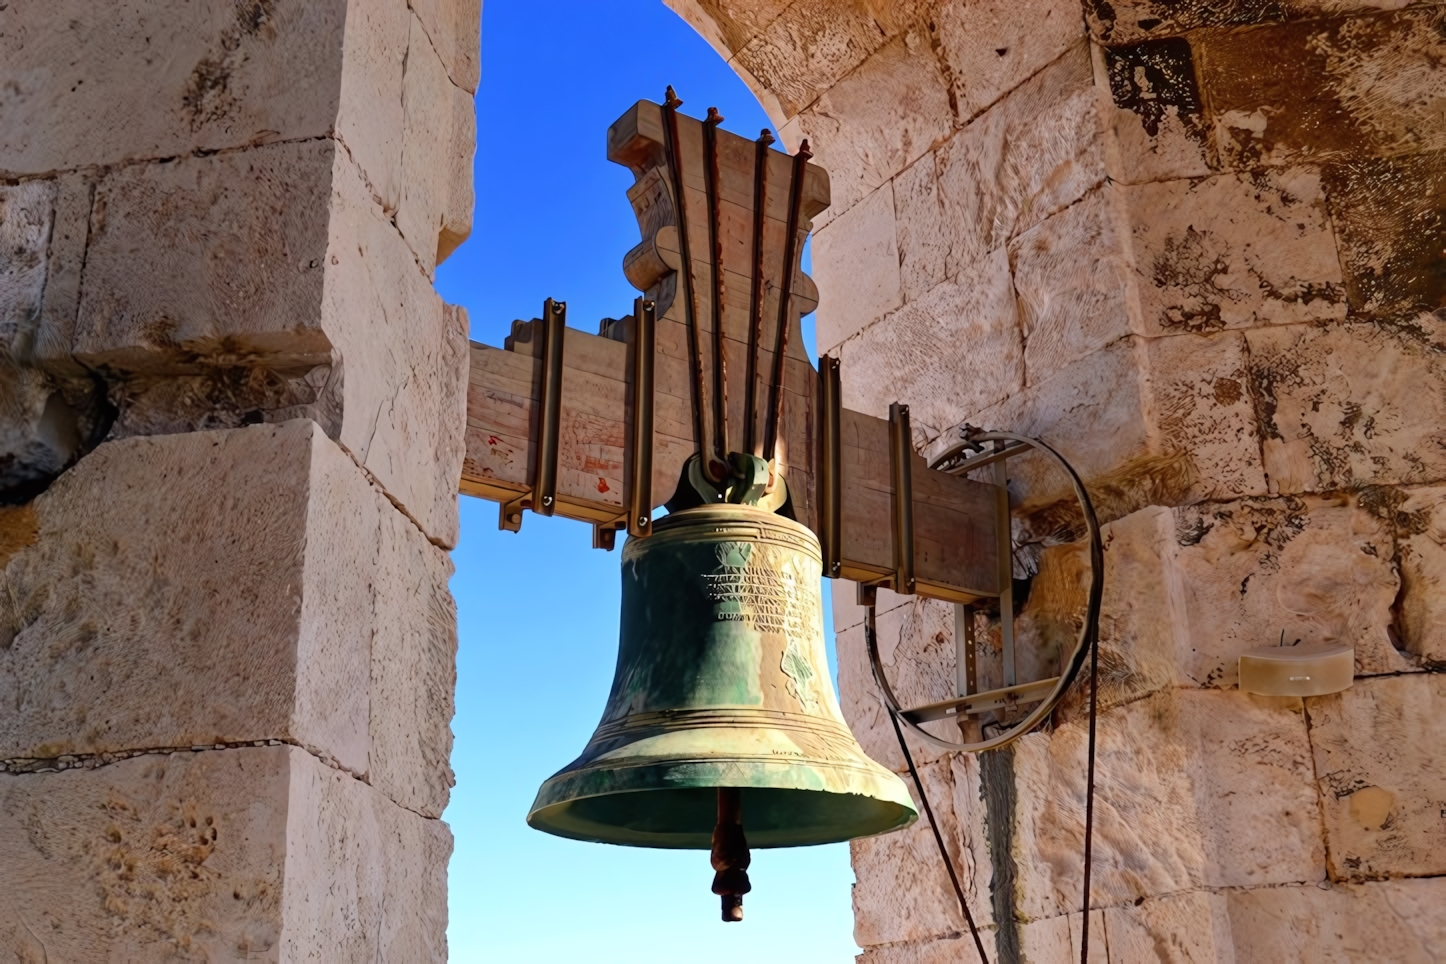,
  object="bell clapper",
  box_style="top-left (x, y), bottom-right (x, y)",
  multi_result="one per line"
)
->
top-left (710, 787), bottom-right (751, 922)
